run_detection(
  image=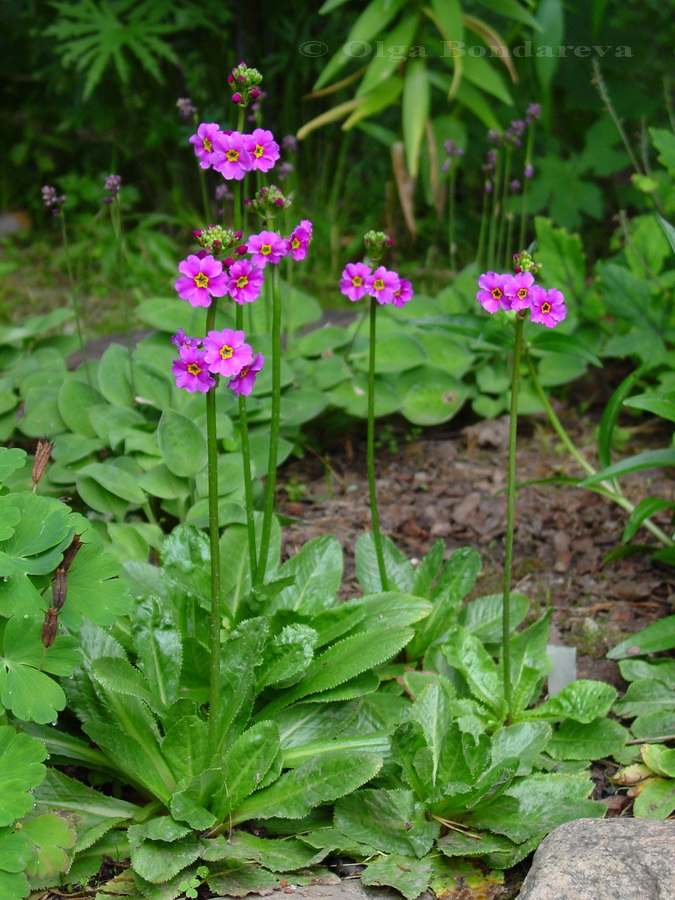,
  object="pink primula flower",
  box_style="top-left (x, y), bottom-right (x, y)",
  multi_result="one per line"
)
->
top-left (227, 259), bottom-right (264, 304)
top-left (392, 277), bottom-right (414, 308)
top-left (243, 129), bottom-right (280, 173)
top-left (340, 262), bottom-right (371, 302)
top-left (189, 123), bottom-right (221, 169)
top-left (172, 346), bottom-right (216, 393)
top-left (288, 220), bottom-right (312, 261)
top-left (203, 328), bottom-right (253, 377)
top-left (366, 266), bottom-right (401, 305)
top-left (476, 271), bottom-right (512, 313)
top-left (210, 131), bottom-right (253, 180)
top-left (171, 329), bottom-right (200, 351)
top-left (228, 352), bottom-right (265, 396)
top-left (505, 271), bottom-right (535, 311)
top-left (175, 254), bottom-right (229, 308)
top-left (247, 230), bottom-right (288, 268)
top-left (530, 286), bottom-right (566, 327)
